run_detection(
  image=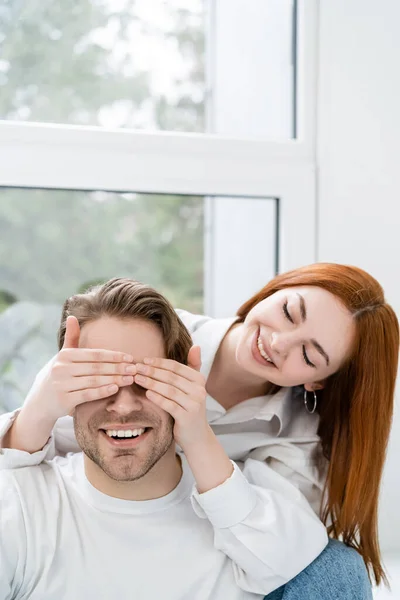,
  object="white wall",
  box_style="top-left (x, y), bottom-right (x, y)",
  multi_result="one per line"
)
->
top-left (317, 0), bottom-right (400, 553)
